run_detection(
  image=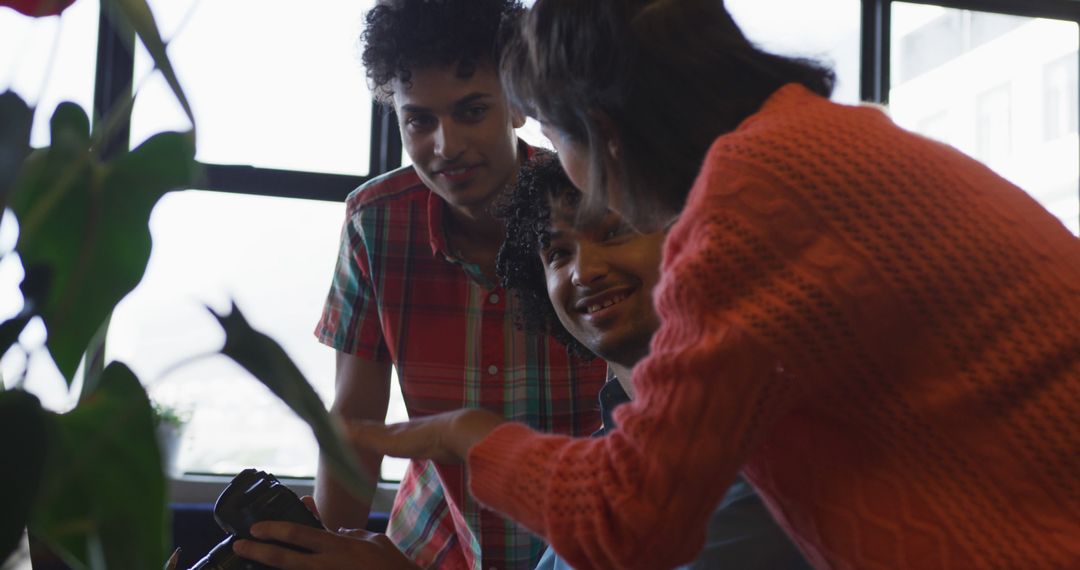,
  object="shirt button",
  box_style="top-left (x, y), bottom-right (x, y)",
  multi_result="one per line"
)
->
top-left (488, 293), bottom-right (499, 304)
top-left (487, 365), bottom-right (499, 375)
